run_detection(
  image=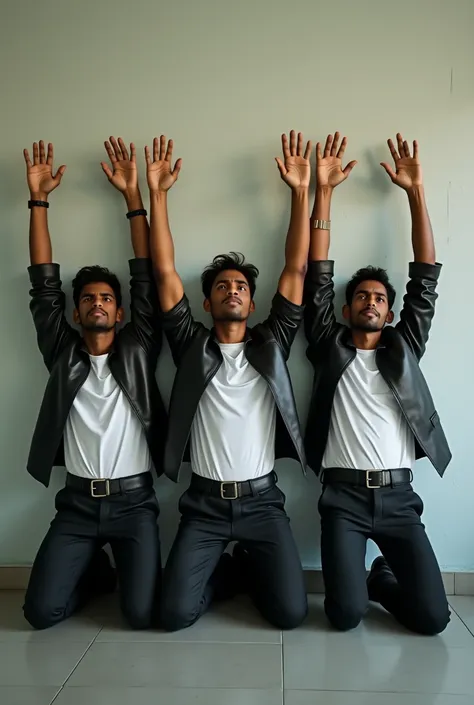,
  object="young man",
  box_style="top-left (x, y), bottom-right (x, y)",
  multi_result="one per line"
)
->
top-left (147, 132), bottom-right (310, 631)
top-left (23, 138), bottom-right (166, 630)
top-left (304, 132), bottom-right (451, 635)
